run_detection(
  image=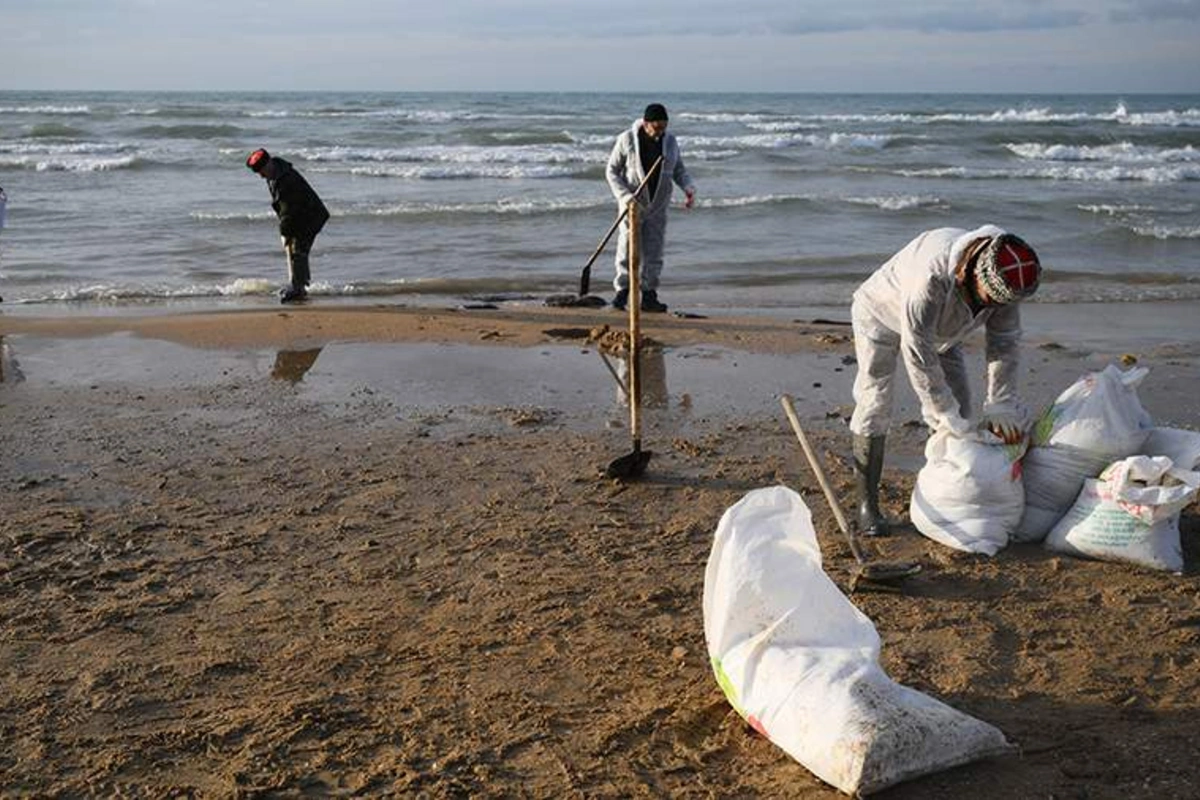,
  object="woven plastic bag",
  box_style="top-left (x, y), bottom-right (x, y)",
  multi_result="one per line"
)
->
top-left (704, 486), bottom-right (1012, 795)
top-left (1015, 365), bottom-right (1153, 542)
top-left (1045, 456), bottom-right (1200, 572)
top-left (910, 429), bottom-right (1028, 556)
top-left (1140, 427), bottom-right (1200, 470)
